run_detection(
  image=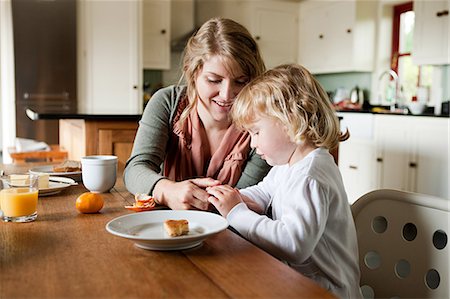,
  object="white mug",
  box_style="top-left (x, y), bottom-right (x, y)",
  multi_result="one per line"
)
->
top-left (81, 155), bottom-right (118, 193)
